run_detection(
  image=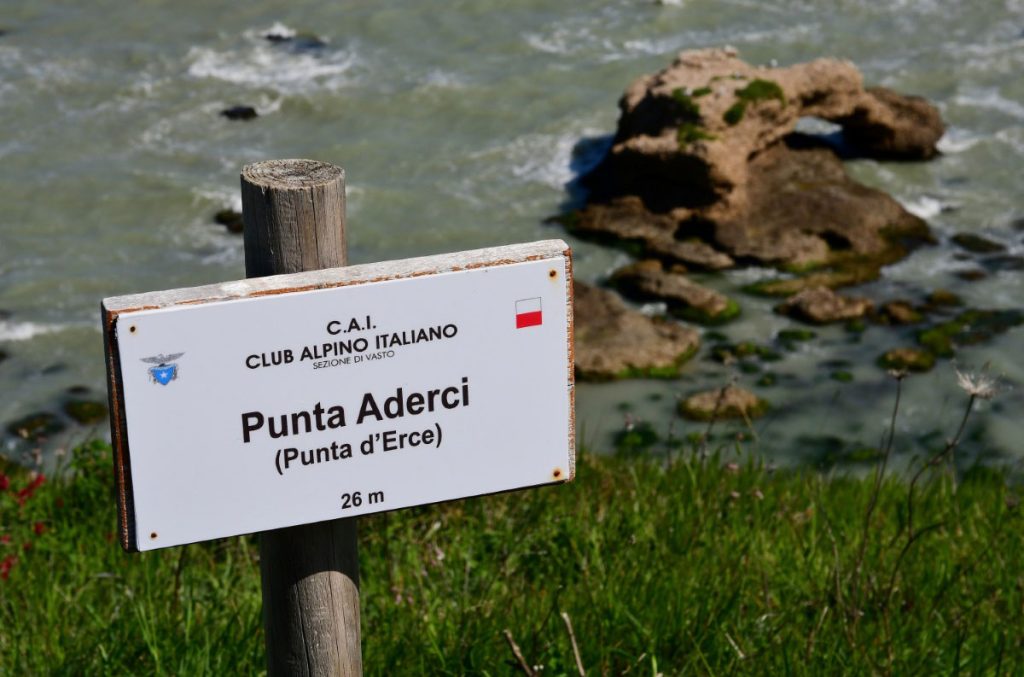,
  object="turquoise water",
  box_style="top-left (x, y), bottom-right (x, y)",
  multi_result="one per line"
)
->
top-left (1, 0), bottom-right (1021, 467)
